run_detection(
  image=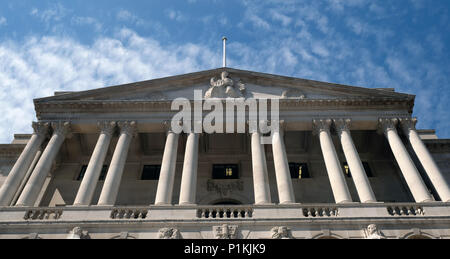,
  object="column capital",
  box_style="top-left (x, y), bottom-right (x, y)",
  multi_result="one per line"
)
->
top-left (51, 121), bottom-right (71, 137)
top-left (377, 118), bottom-right (398, 135)
top-left (164, 120), bottom-right (183, 134)
top-left (312, 119), bottom-right (332, 135)
top-left (32, 122), bottom-right (50, 137)
top-left (399, 117), bottom-right (417, 133)
top-left (98, 121), bottom-right (116, 136)
top-left (118, 121), bottom-right (137, 137)
top-left (333, 118), bottom-right (352, 134)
